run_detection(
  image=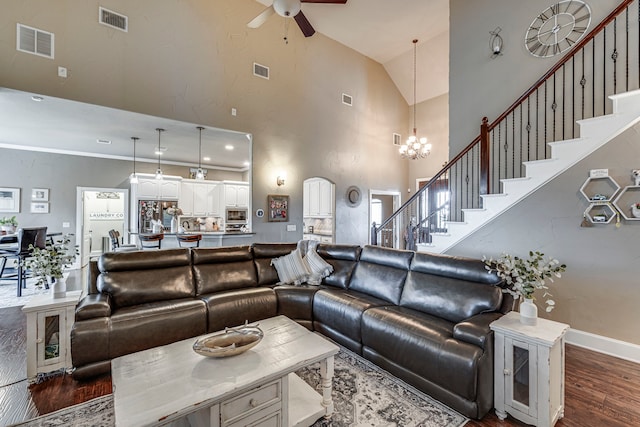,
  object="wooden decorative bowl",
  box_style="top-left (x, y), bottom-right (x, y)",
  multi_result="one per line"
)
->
top-left (192, 322), bottom-right (263, 358)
